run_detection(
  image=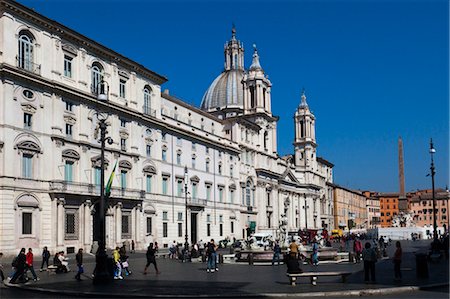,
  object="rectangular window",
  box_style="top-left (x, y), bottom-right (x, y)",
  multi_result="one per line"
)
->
top-left (192, 183), bottom-right (198, 199)
top-left (207, 214), bottom-right (211, 222)
top-left (64, 160), bottom-right (73, 182)
top-left (66, 123), bottom-right (73, 137)
top-left (162, 149), bottom-right (167, 161)
top-left (24, 113), bottom-right (32, 129)
top-left (231, 221), bottom-right (234, 233)
top-left (65, 101), bottom-right (73, 111)
top-left (146, 144), bottom-right (152, 157)
top-left (120, 118), bottom-right (126, 127)
top-left (178, 223), bottom-right (182, 237)
top-left (206, 147), bottom-right (209, 154)
top-left (65, 212), bottom-right (76, 235)
top-left (121, 138), bottom-right (127, 151)
top-left (162, 211), bottom-right (168, 220)
top-left (22, 154), bottom-right (32, 178)
top-left (177, 212), bottom-right (183, 221)
top-left (177, 180), bottom-right (183, 197)
top-left (219, 223), bottom-right (223, 236)
top-left (176, 153), bottom-right (181, 165)
top-left (207, 223), bottom-right (211, 237)
top-left (192, 157), bottom-right (196, 169)
top-left (161, 132), bottom-right (166, 141)
top-left (206, 185), bottom-right (211, 200)
top-left (192, 142), bottom-right (196, 151)
top-left (94, 168), bottom-right (101, 186)
top-left (120, 170), bottom-right (127, 189)
top-left (162, 177), bottom-right (168, 195)
top-left (219, 215), bottom-right (223, 222)
top-left (22, 212), bottom-right (32, 235)
top-left (218, 187), bottom-right (224, 202)
top-left (163, 222), bottom-right (168, 237)
top-left (206, 161), bottom-right (210, 172)
top-left (146, 175), bottom-right (152, 192)
top-left (146, 217), bottom-right (152, 235)
top-left (230, 190), bottom-right (234, 203)
top-left (122, 214), bottom-right (130, 235)
top-left (64, 55), bottom-right (73, 78)
top-left (119, 79), bottom-right (126, 98)
top-left (177, 137), bottom-right (182, 146)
